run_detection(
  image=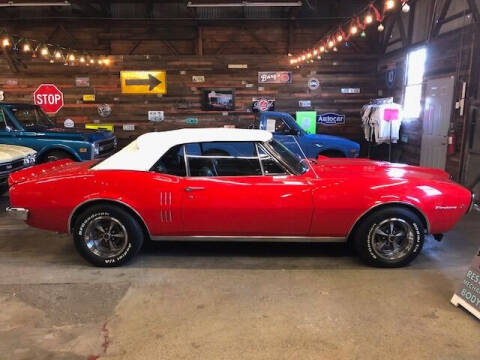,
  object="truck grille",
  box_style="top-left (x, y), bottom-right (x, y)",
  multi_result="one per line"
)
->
top-left (0, 158), bottom-right (24, 175)
top-left (97, 138), bottom-right (117, 157)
